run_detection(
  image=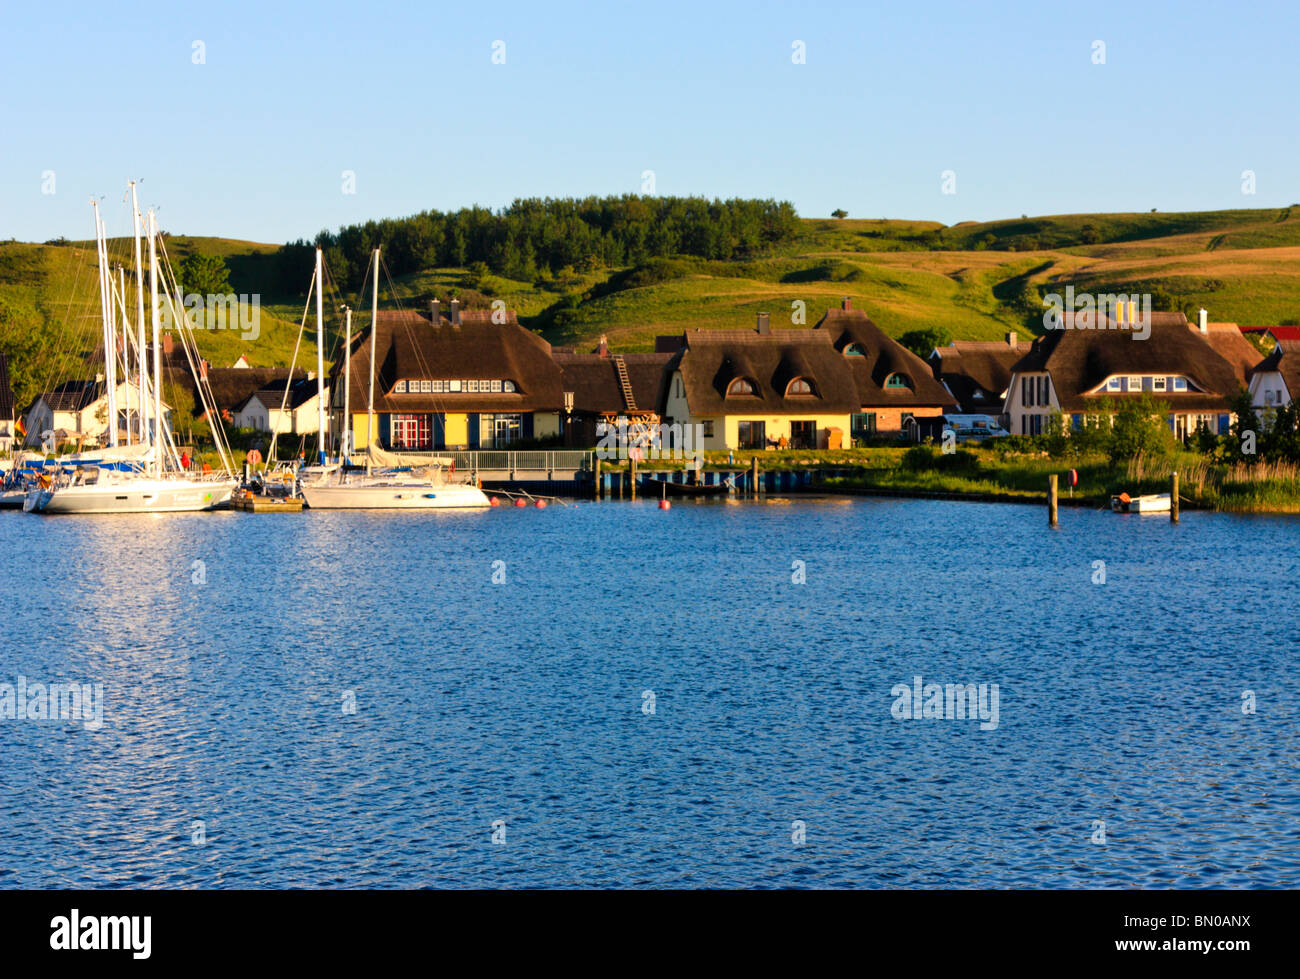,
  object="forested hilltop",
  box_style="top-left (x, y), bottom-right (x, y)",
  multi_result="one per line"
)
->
top-left (273, 196), bottom-right (801, 293)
